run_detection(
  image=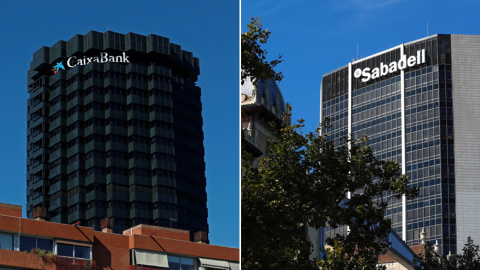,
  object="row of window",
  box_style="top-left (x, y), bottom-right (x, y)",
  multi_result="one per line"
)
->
top-left (0, 233), bottom-right (222, 270)
top-left (353, 86), bottom-right (400, 107)
top-left (0, 233), bottom-right (91, 259)
top-left (48, 136), bottom-right (174, 152)
top-left (50, 71), bottom-right (173, 89)
top-left (352, 76), bottom-right (401, 97)
top-left (49, 102), bottom-right (173, 118)
top-left (48, 116), bottom-right (174, 132)
top-left (59, 168), bottom-right (175, 182)
top-left (50, 84), bottom-right (174, 103)
top-left (61, 131), bottom-right (173, 149)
